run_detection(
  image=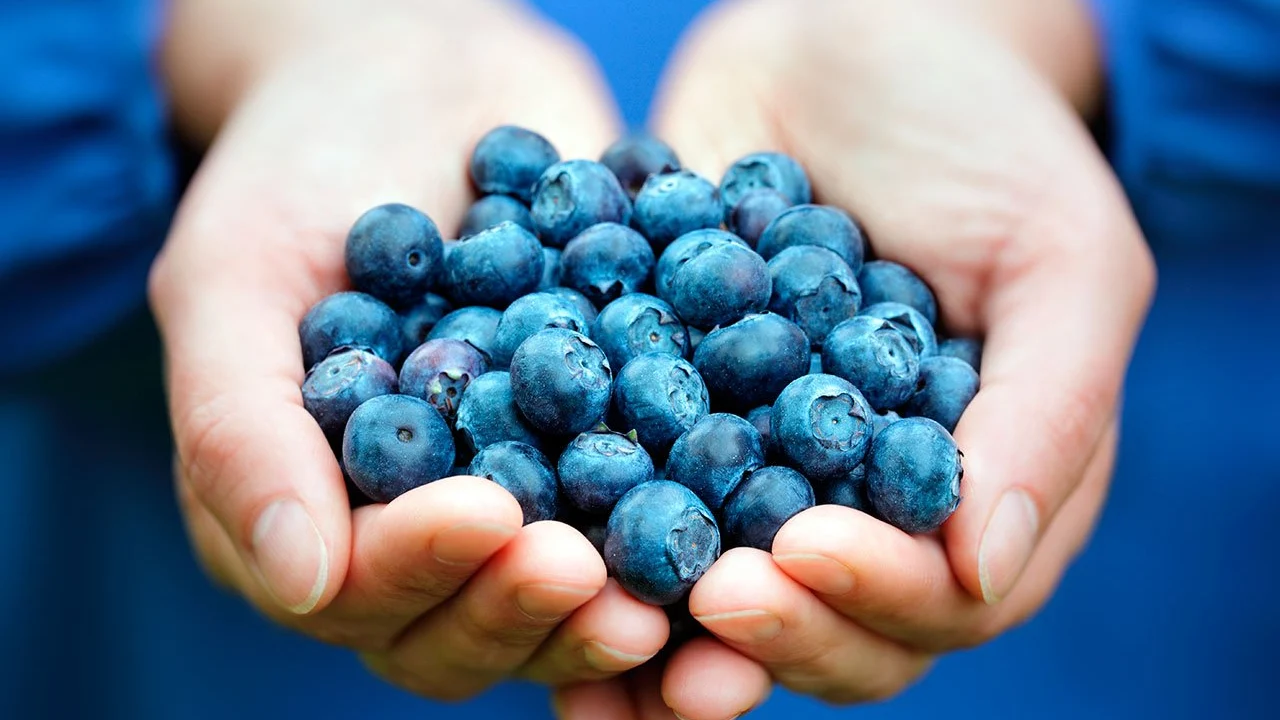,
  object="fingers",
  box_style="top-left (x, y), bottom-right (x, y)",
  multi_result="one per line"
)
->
top-left (304, 476), bottom-right (523, 646)
top-left (772, 418), bottom-right (1119, 651)
top-left (553, 678), bottom-right (641, 720)
top-left (662, 636), bottom-right (773, 720)
top-left (521, 579), bottom-right (669, 684)
top-left (371, 521), bottom-right (606, 700)
top-left (688, 548), bottom-right (932, 705)
top-left (944, 191), bottom-right (1153, 604)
